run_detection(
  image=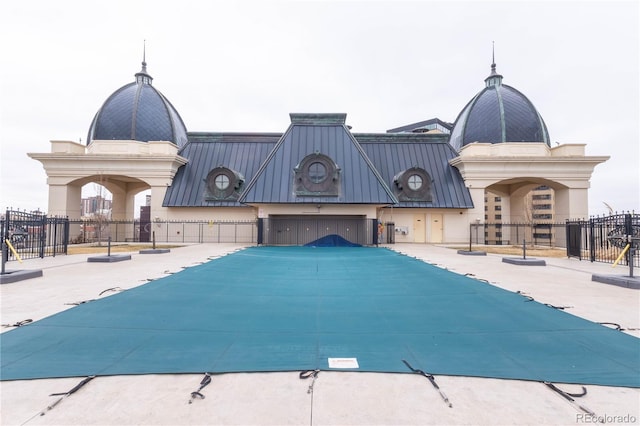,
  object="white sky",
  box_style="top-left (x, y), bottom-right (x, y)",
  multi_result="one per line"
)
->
top-left (1, 0), bottom-right (638, 216)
